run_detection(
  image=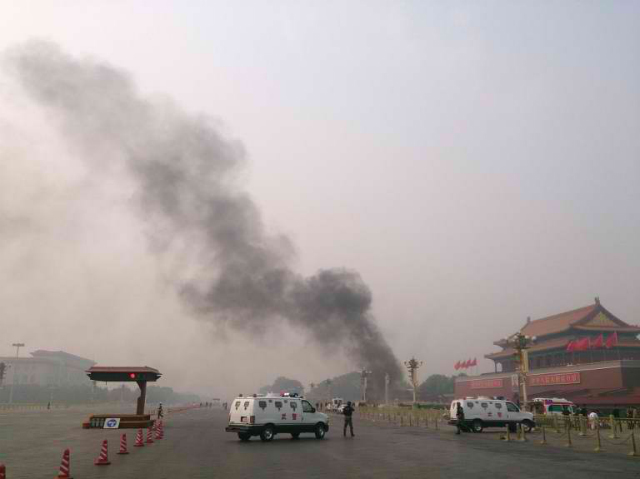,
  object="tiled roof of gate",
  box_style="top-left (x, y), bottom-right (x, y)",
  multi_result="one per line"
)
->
top-left (520, 304), bottom-right (597, 338)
